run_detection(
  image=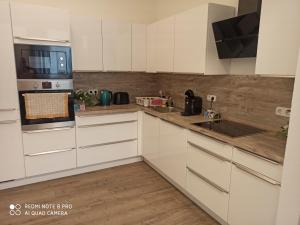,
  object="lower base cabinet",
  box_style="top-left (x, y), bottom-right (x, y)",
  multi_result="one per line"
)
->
top-left (228, 164), bottom-right (280, 225)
